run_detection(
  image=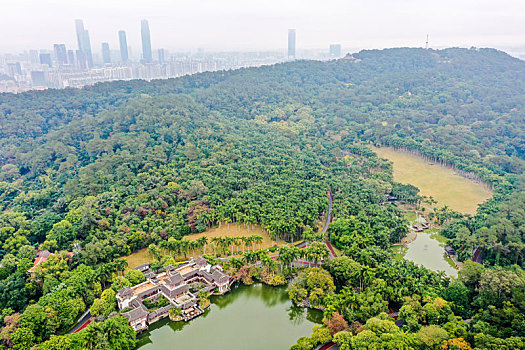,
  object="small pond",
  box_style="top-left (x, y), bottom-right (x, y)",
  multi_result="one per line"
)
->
top-left (136, 283), bottom-right (322, 349)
